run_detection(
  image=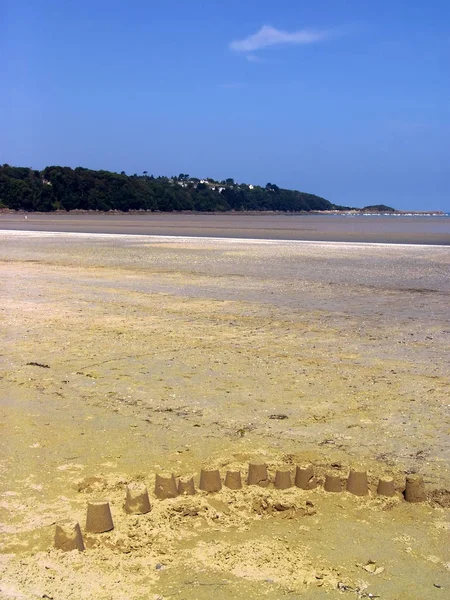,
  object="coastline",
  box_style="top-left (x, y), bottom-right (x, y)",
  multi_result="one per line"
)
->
top-left (1, 211), bottom-right (449, 245)
top-left (2, 229), bottom-right (450, 250)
